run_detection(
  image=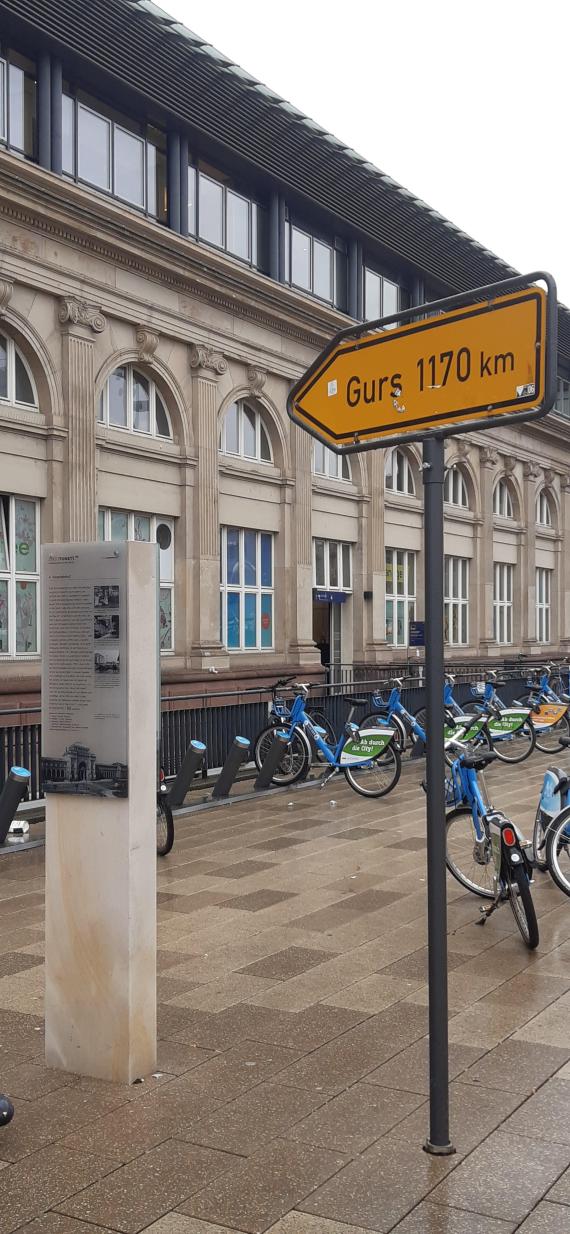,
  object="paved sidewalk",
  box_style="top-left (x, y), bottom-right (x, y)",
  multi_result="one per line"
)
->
top-left (0, 752), bottom-right (570, 1234)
